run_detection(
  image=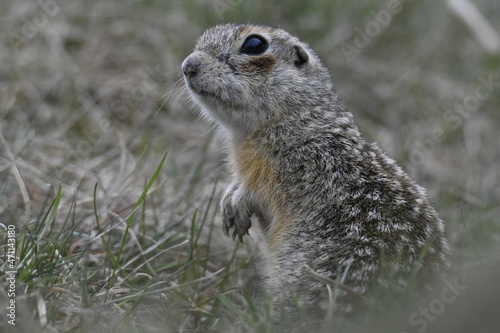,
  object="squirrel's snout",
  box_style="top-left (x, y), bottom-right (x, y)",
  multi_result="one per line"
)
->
top-left (182, 54), bottom-right (203, 79)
